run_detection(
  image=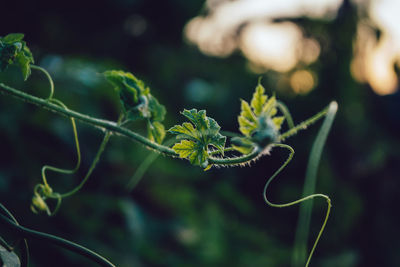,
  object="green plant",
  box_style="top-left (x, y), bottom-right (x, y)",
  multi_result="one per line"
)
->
top-left (0, 33), bottom-right (337, 267)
